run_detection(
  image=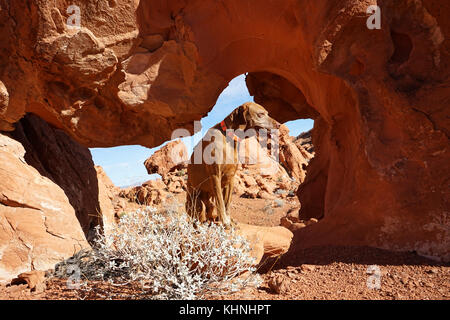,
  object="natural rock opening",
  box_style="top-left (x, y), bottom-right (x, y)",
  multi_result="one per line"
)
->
top-left (92, 73), bottom-right (315, 207)
top-left (108, 74), bottom-right (316, 234)
top-left (0, 0), bottom-right (448, 286)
